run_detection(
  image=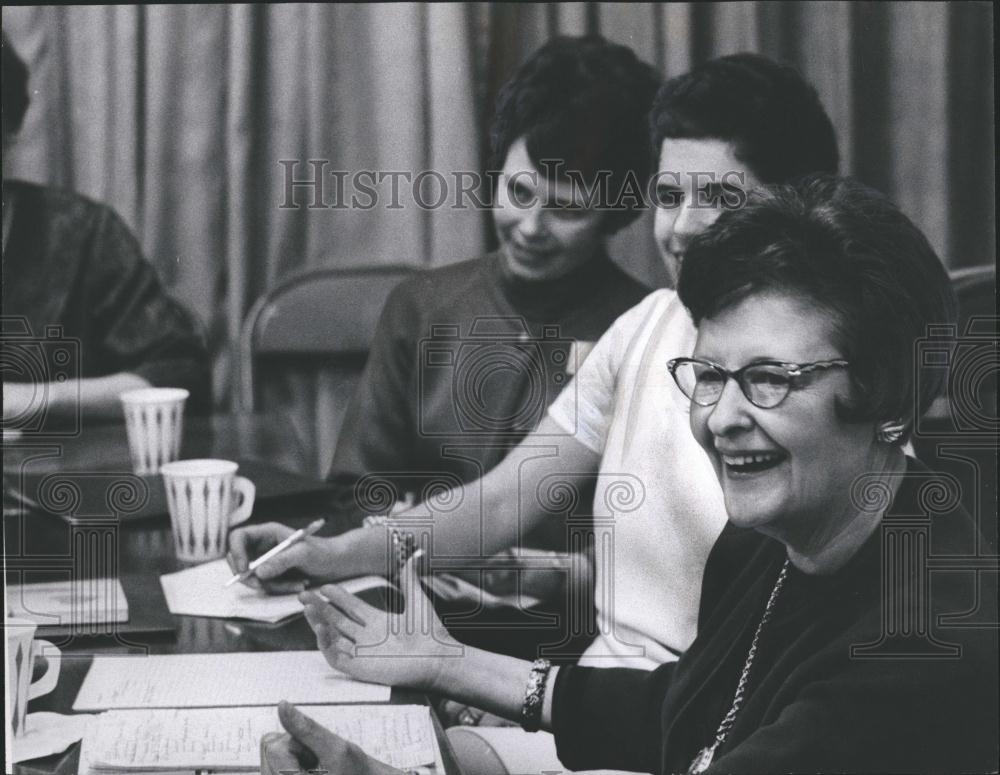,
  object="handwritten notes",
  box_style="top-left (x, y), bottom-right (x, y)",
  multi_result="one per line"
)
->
top-left (73, 651), bottom-right (390, 711)
top-left (79, 705), bottom-right (440, 772)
